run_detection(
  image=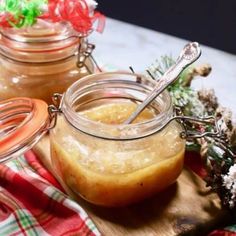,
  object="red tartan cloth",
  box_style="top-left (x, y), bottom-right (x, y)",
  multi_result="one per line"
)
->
top-left (0, 150), bottom-right (100, 236)
top-left (0, 149), bottom-right (235, 235)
